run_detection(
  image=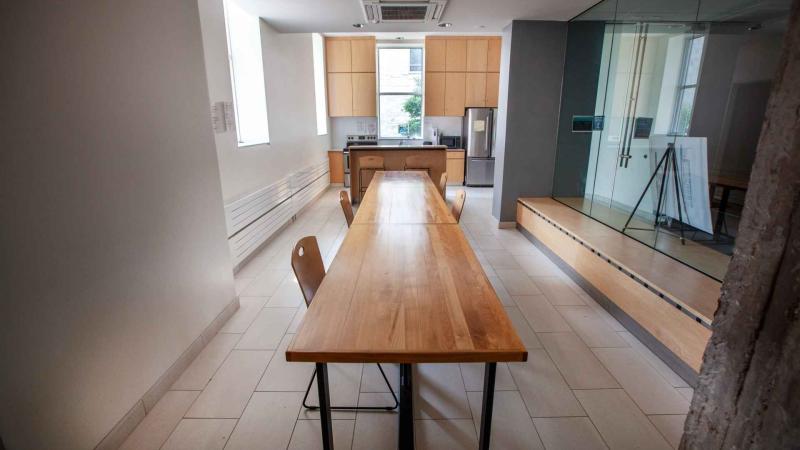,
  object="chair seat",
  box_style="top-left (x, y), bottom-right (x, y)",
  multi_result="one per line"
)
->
top-left (403, 155), bottom-right (432, 173)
